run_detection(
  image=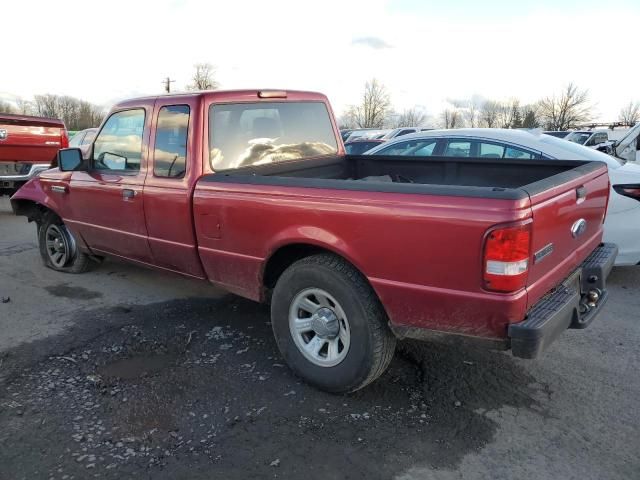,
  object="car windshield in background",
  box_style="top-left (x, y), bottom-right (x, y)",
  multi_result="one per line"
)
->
top-left (565, 132), bottom-right (592, 145)
top-left (209, 102), bottom-right (338, 170)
